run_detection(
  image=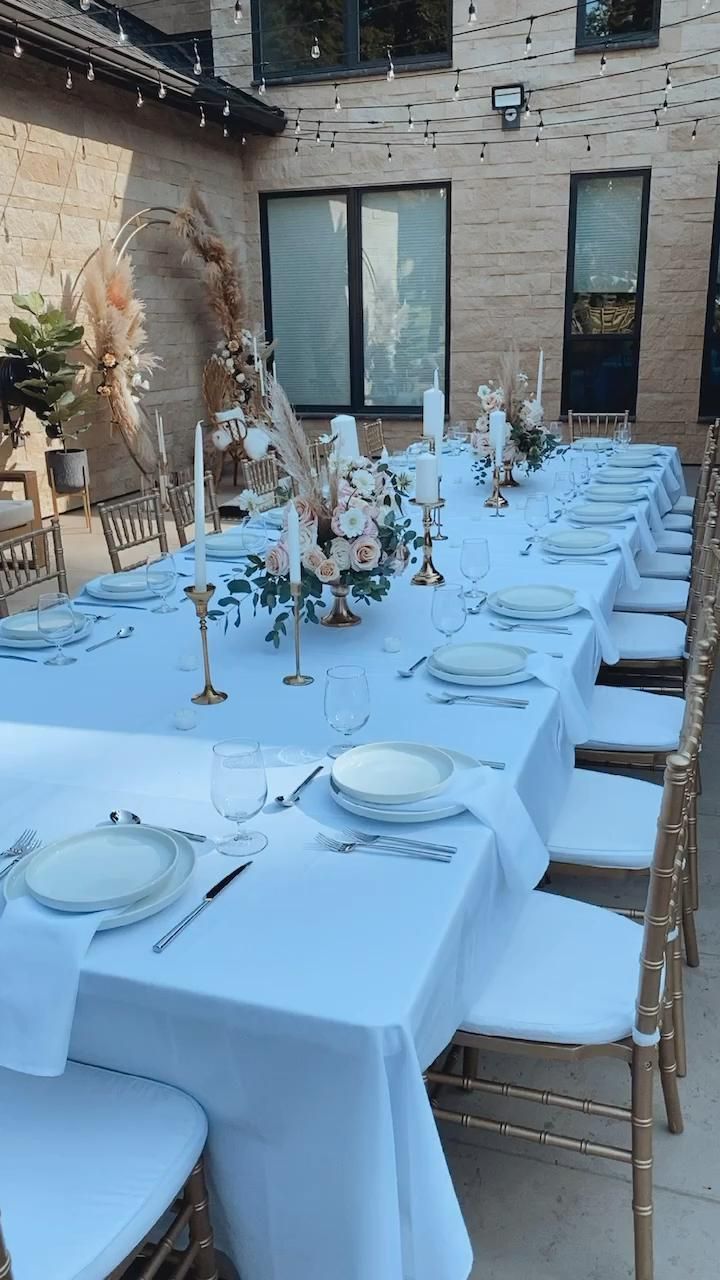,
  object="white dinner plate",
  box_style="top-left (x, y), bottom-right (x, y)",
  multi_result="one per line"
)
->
top-left (329, 749), bottom-right (478, 824)
top-left (487, 592), bottom-right (582, 621)
top-left (5, 827), bottom-right (196, 930)
top-left (543, 529), bottom-right (612, 553)
top-left (0, 614), bottom-right (92, 649)
top-left (569, 502), bottom-right (632, 524)
top-left (205, 531), bottom-right (267, 559)
top-left (432, 642), bottom-right (527, 678)
top-left (570, 438), bottom-right (610, 451)
top-left (595, 469), bottom-right (654, 484)
top-left (84, 577), bottom-right (155, 603)
top-left (0, 610), bottom-right (87, 641)
top-left (331, 742), bottom-right (456, 806)
top-left (609, 454), bottom-right (661, 469)
top-left (494, 585), bottom-right (576, 614)
top-left (586, 485), bottom-right (644, 503)
top-left (98, 570), bottom-right (152, 595)
top-left (24, 825), bottom-right (179, 912)
top-left (427, 652), bottom-right (535, 688)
